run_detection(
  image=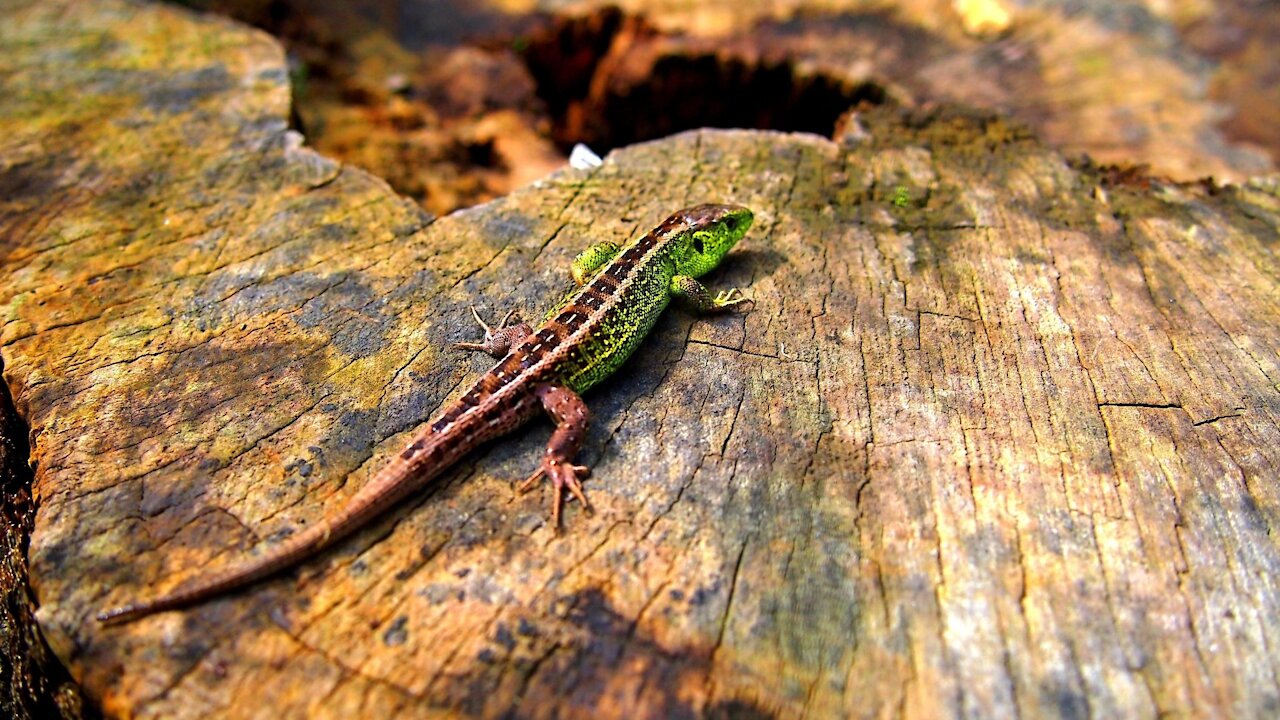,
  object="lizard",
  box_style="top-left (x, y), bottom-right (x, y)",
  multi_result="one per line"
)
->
top-left (97, 202), bottom-right (755, 625)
